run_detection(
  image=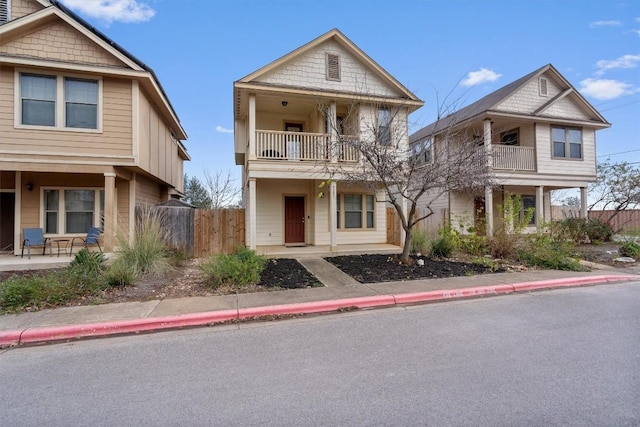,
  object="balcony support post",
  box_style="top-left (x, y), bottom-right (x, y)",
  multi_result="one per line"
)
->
top-left (327, 102), bottom-right (338, 163)
top-left (249, 94), bottom-right (256, 160)
top-left (483, 119), bottom-right (492, 168)
top-left (485, 186), bottom-right (494, 237)
top-left (248, 178), bottom-right (257, 250)
top-left (535, 185), bottom-right (544, 230)
top-left (580, 187), bottom-right (588, 219)
top-left (329, 180), bottom-right (337, 251)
